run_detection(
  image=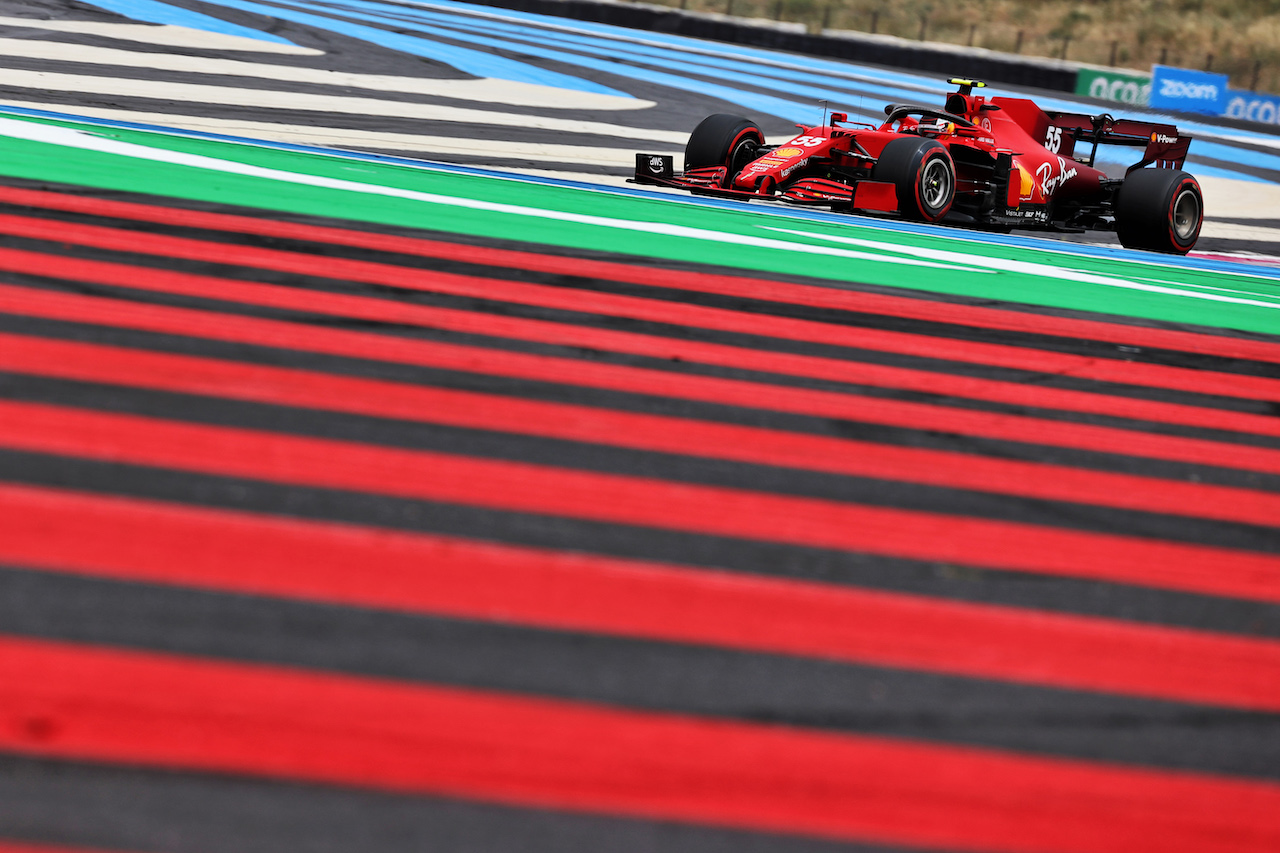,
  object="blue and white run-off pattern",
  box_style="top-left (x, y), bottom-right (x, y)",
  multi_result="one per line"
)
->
top-left (1, 0), bottom-right (1278, 252)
